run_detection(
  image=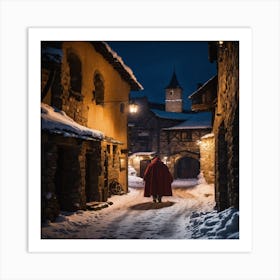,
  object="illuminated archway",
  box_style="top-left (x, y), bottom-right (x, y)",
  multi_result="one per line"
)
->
top-left (174, 156), bottom-right (200, 179)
